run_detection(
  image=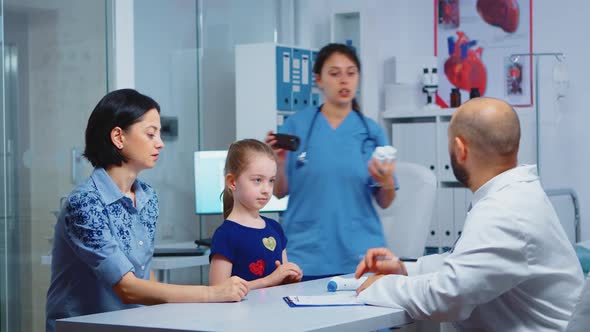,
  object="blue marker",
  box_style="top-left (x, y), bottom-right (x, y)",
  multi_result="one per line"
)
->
top-left (327, 276), bottom-right (368, 292)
